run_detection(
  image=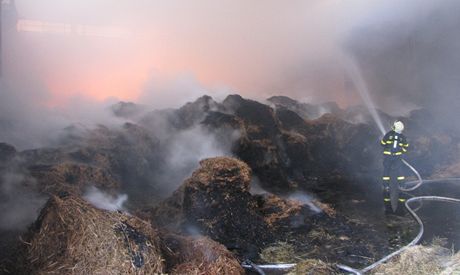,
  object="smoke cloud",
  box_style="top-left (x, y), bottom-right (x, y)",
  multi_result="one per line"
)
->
top-left (0, 81), bottom-right (126, 149)
top-left (343, 0), bottom-right (460, 128)
top-left (1, 0), bottom-right (459, 186)
top-left (1, 0), bottom-right (459, 147)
